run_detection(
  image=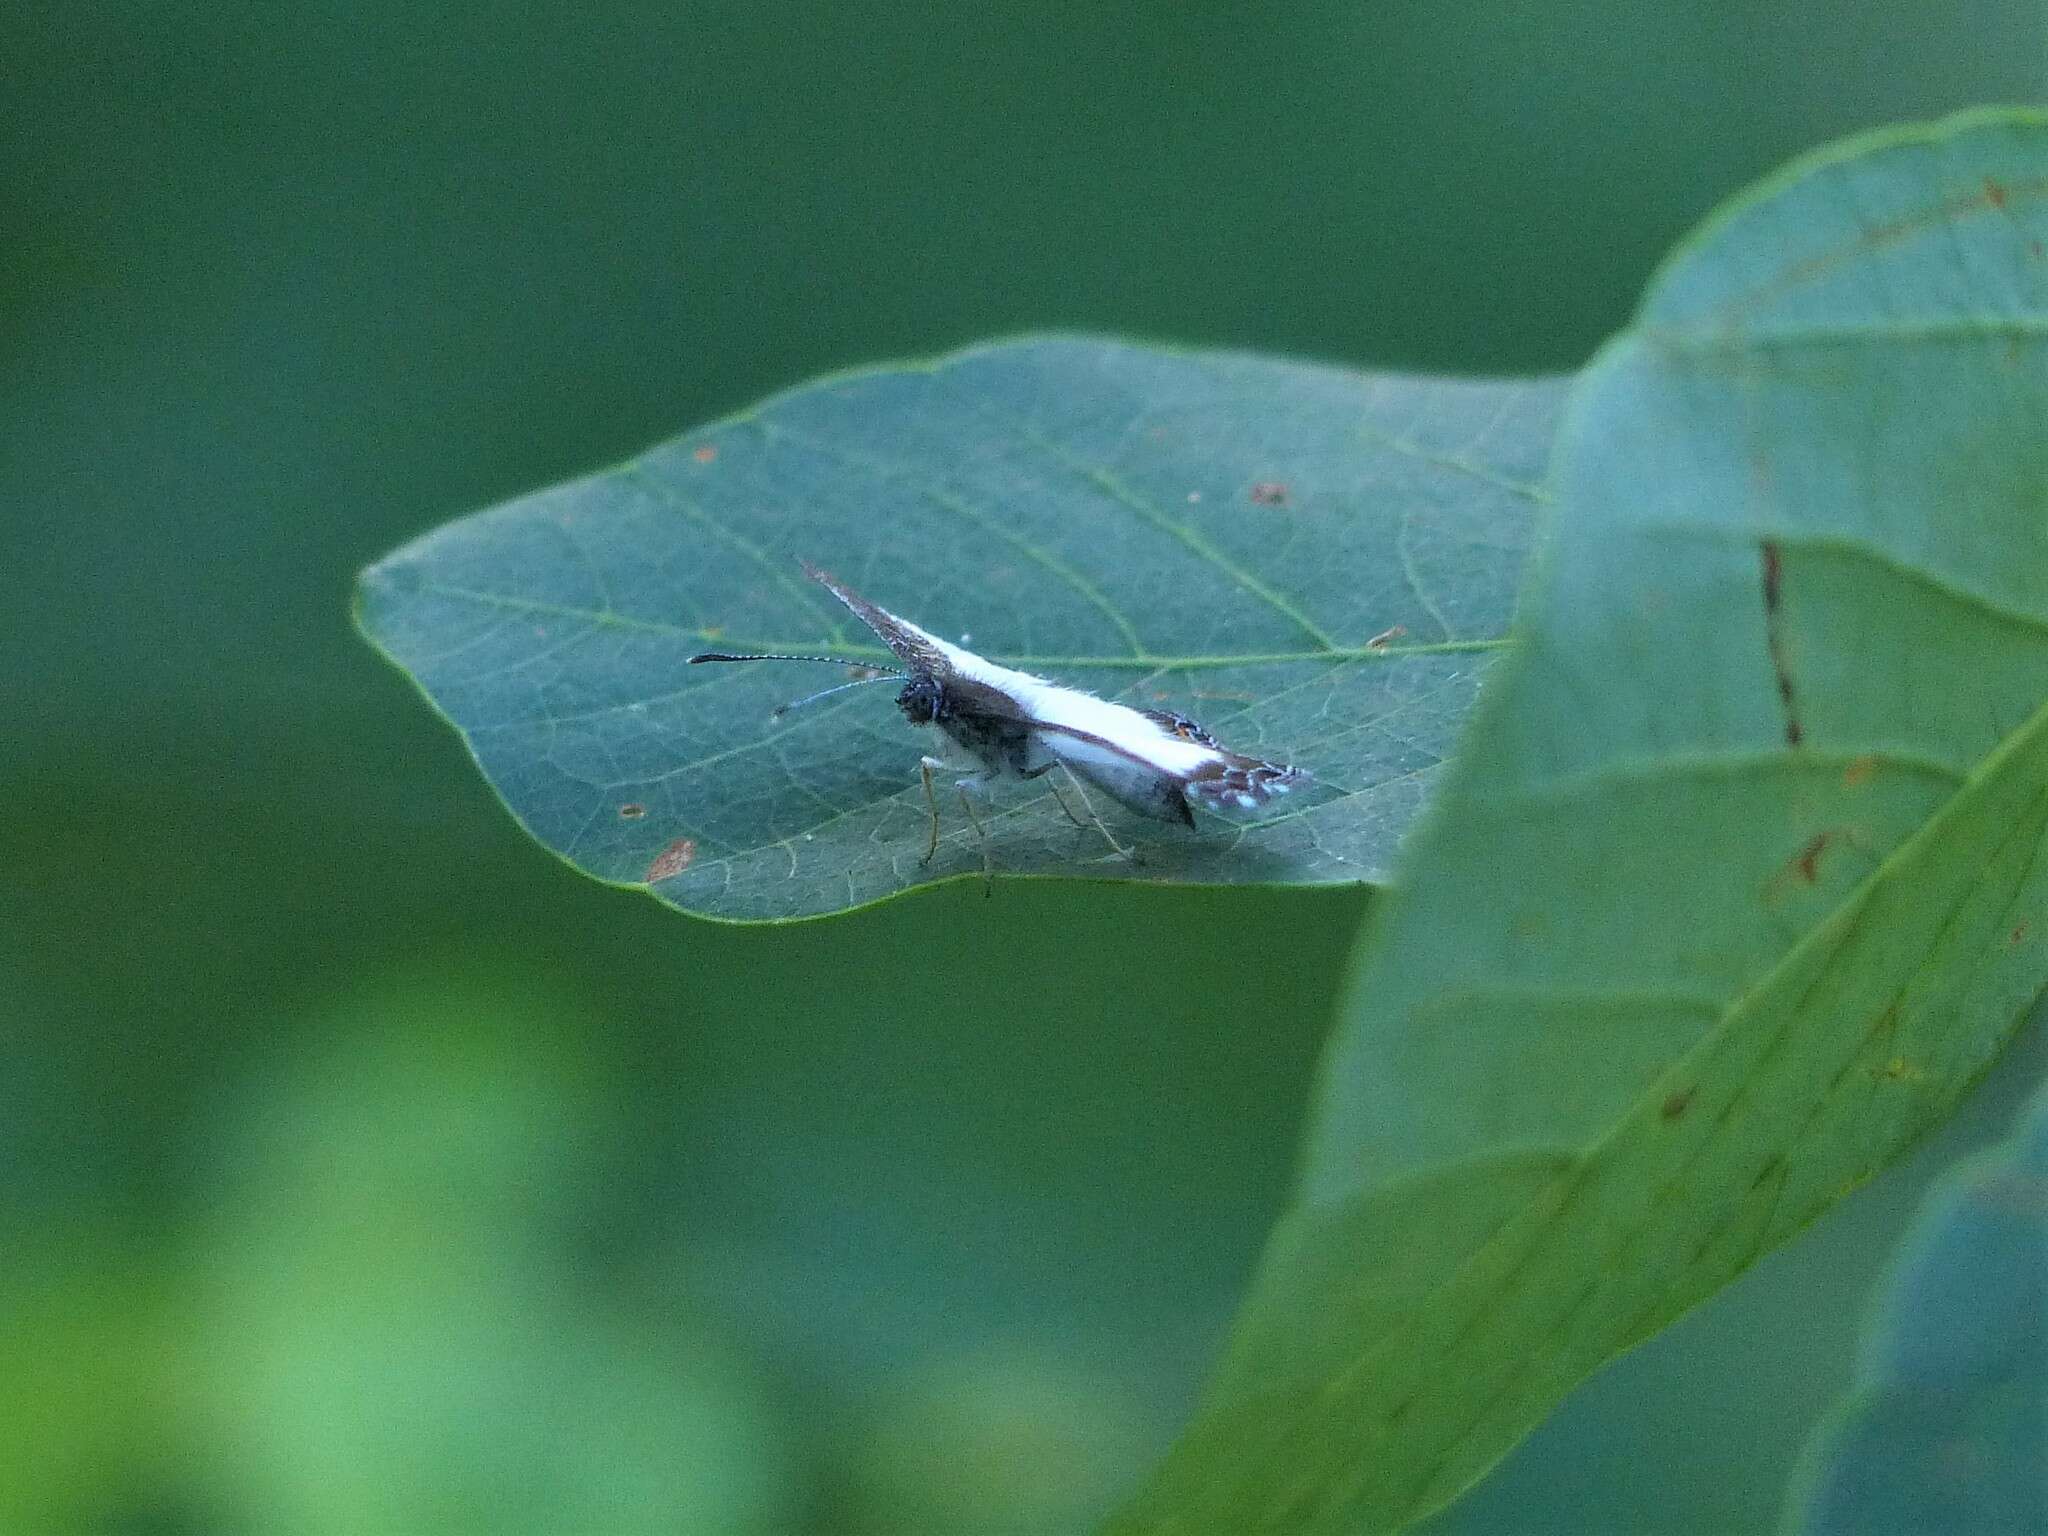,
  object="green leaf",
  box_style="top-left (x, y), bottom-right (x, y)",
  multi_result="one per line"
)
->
top-left (1108, 109), bottom-right (2048, 1532)
top-left (356, 340), bottom-right (1562, 920)
top-left (1789, 1079), bottom-right (2048, 1535)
